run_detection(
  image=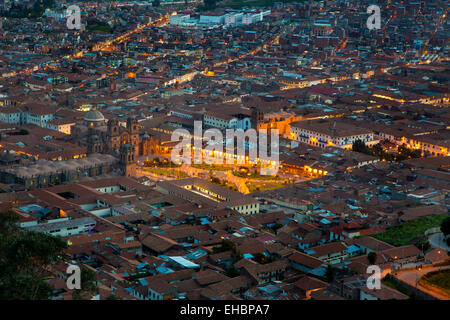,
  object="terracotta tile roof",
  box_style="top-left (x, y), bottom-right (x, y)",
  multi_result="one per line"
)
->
top-left (353, 236), bottom-right (394, 252)
top-left (194, 269), bottom-right (229, 286)
top-left (308, 242), bottom-right (348, 257)
top-left (147, 279), bottom-right (172, 294)
top-left (381, 245), bottom-right (421, 260)
top-left (294, 276), bottom-right (328, 292)
top-left (141, 234), bottom-right (177, 253)
top-left (288, 251), bottom-right (326, 269)
top-left (360, 284), bottom-right (408, 300)
top-left (425, 248), bottom-right (448, 264)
